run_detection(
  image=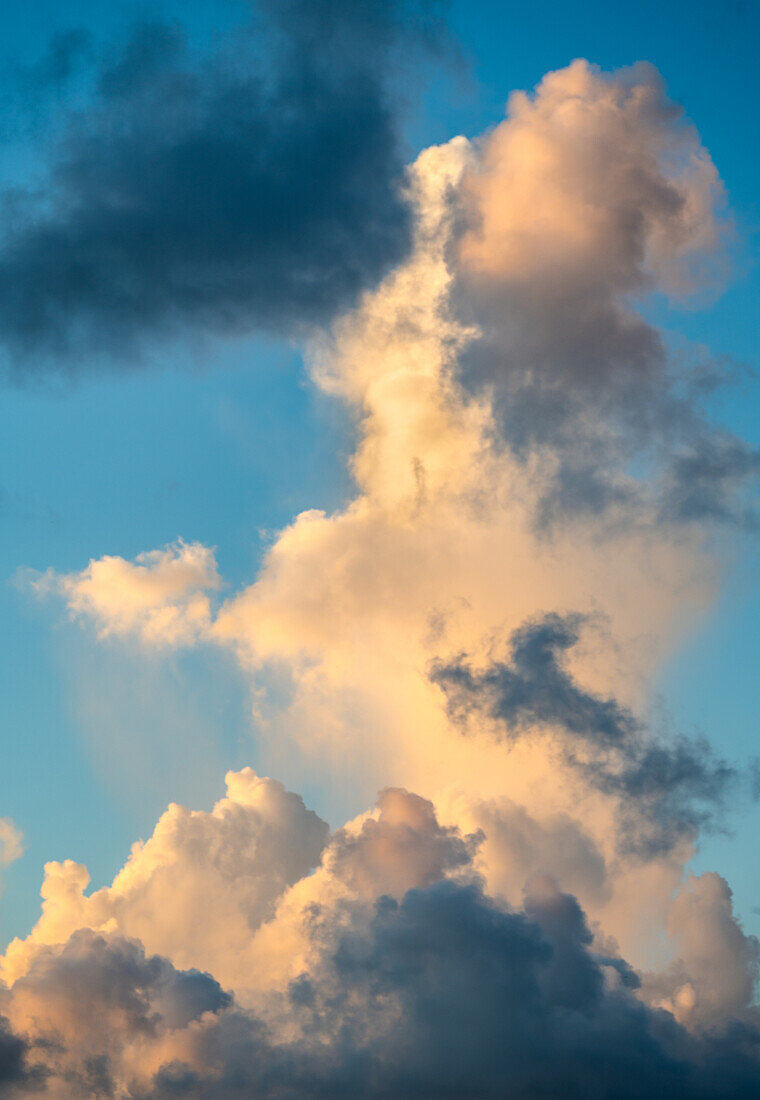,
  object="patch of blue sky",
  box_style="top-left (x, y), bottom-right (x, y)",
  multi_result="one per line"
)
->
top-left (0, 336), bottom-right (354, 944)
